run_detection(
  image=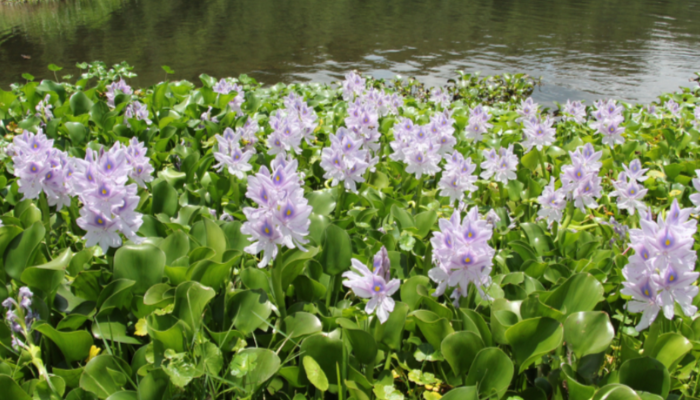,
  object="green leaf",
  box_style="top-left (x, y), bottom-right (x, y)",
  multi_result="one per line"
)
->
top-left (300, 334), bottom-right (343, 385)
top-left (343, 325), bottom-right (378, 364)
top-left (391, 204), bottom-right (415, 230)
top-left (151, 181), bottom-right (179, 217)
top-left (137, 369), bottom-right (170, 400)
top-left (231, 348), bottom-right (280, 391)
top-left (373, 301), bottom-right (409, 350)
top-left (648, 333), bottom-right (692, 370)
top-left (173, 281), bottom-right (216, 335)
top-left (441, 386), bottom-right (479, 400)
top-left (619, 358), bottom-right (670, 398)
top-left (158, 230), bottom-right (190, 265)
top-left (592, 385), bottom-right (642, 400)
top-left (4, 221), bottom-right (45, 280)
top-left (80, 355), bottom-right (132, 399)
top-left (225, 289), bottom-right (272, 335)
top-left (465, 348), bottom-right (514, 399)
top-left (441, 331), bottom-right (484, 376)
top-left (542, 273), bottom-right (604, 316)
top-left (196, 218), bottom-right (227, 262)
top-left (460, 308), bottom-right (493, 347)
top-left (105, 391), bottom-right (138, 400)
top-left (307, 189), bottom-right (336, 216)
top-left (411, 309), bottom-right (454, 350)
top-left (414, 210), bottom-right (437, 238)
top-left (505, 317), bottom-right (563, 373)
top-left (113, 244), bottom-right (166, 295)
top-left (303, 356), bottom-right (329, 392)
top-left (0, 374), bottom-right (31, 400)
top-left (70, 92), bottom-right (94, 116)
top-left (161, 66), bottom-right (175, 74)
top-left (21, 248), bottom-right (72, 294)
top-left (561, 364), bottom-right (596, 400)
top-left (65, 122), bottom-right (88, 144)
top-left (318, 224), bottom-right (352, 275)
top-left (48, 63), bottom-right (64, 72)
top-left (564, 311), bottom-right (615, 359)
top-left (284, 312), bottom-right (322, 339)
top-left (401, 275), bottom-right (430, 310)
